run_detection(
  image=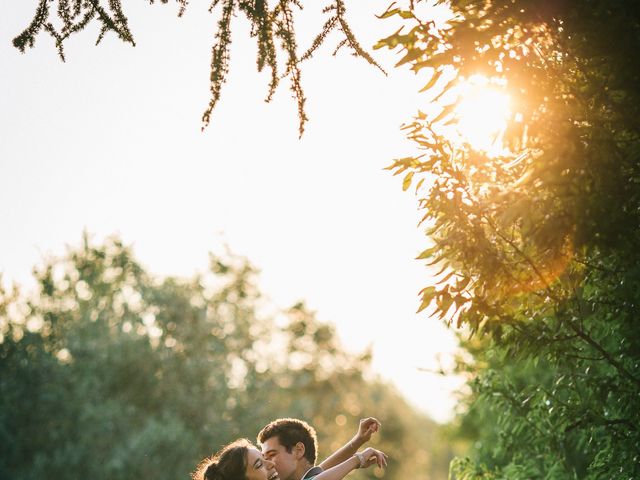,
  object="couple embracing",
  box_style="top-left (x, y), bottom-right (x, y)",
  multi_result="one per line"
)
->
top-left (194, 417), bottom-right (387, 480)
